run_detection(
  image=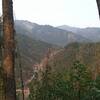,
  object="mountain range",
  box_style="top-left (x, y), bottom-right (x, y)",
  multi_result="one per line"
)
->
top-left (1, 20), bottom-right (100, 80)
top-left (15, 33), bottom-right (54, 80)
top-left (58, 25), bottom-right (100, 42)
top-left (15, 20), bottom-right (94, 47)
